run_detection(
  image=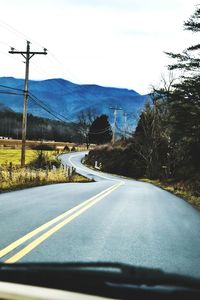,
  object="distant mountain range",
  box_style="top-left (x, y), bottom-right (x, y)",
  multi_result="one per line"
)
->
top-left (0, 77), bottom-right (149, 126)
